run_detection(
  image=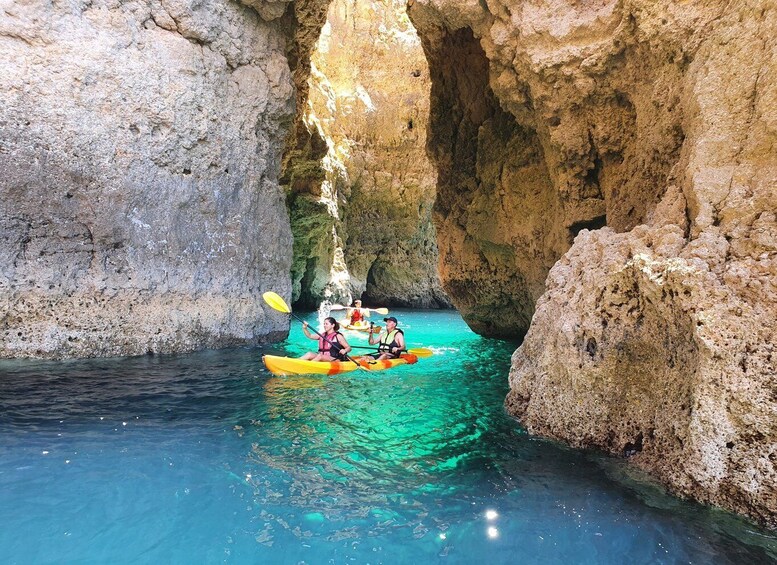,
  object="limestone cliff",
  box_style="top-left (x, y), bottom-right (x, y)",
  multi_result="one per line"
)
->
top-left (3, 0), bottom-right (775, 530)
top-left (278, 0), bottom-right (334, 307)
top-left (410, 0), bottom-right (777, 527)
top-left (0, 0), bottom-right (303, 357)
top-left (284, 0), bottom-right (450, 308)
